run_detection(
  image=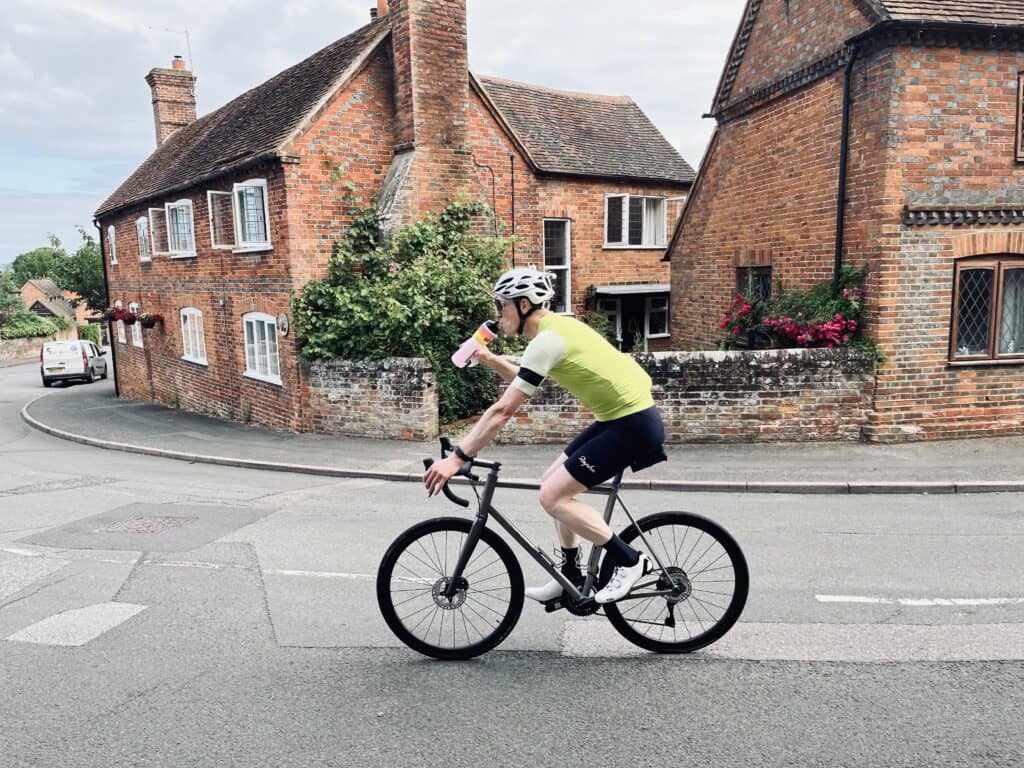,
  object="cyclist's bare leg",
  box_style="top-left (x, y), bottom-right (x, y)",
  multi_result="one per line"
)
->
top-left (539, 465), bottom-right (613, 545)
top-left (540, 454), bottom-right (581, 548)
